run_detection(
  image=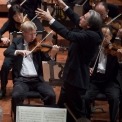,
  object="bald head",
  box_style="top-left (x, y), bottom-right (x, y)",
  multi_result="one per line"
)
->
top-left (94, 2), bottom-right (109, 21)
